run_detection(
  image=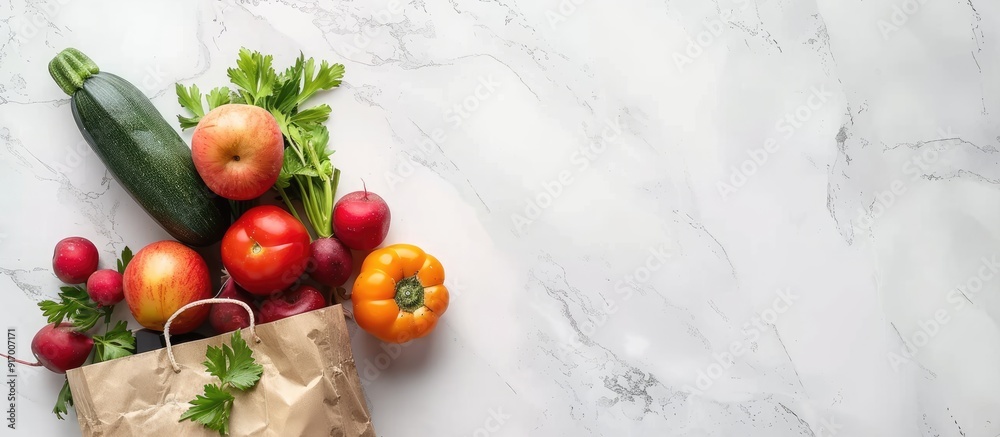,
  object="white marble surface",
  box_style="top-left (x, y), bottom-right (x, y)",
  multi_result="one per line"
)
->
top-left (2, 0), bottom-right (1000, 435)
